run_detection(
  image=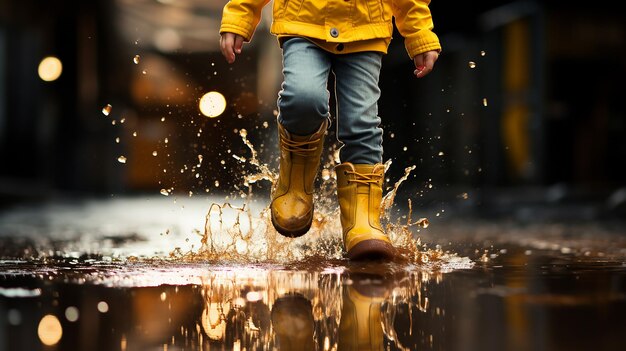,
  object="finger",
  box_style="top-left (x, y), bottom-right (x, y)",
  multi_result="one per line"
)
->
top-left (220, 34), bottom-right (235, 63)
top-left (415, 52), bottom-right (438, 78)
top-left (424, 51), bottom-right (438, 71)
top-left (416, 64), bottom-right (432, 78)
top-left (219, 36), bottom-right (229, 62)
top-left (413, 54), bottom-right (425, 77)
top-left (234, 35), bottom-right (244, 54)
